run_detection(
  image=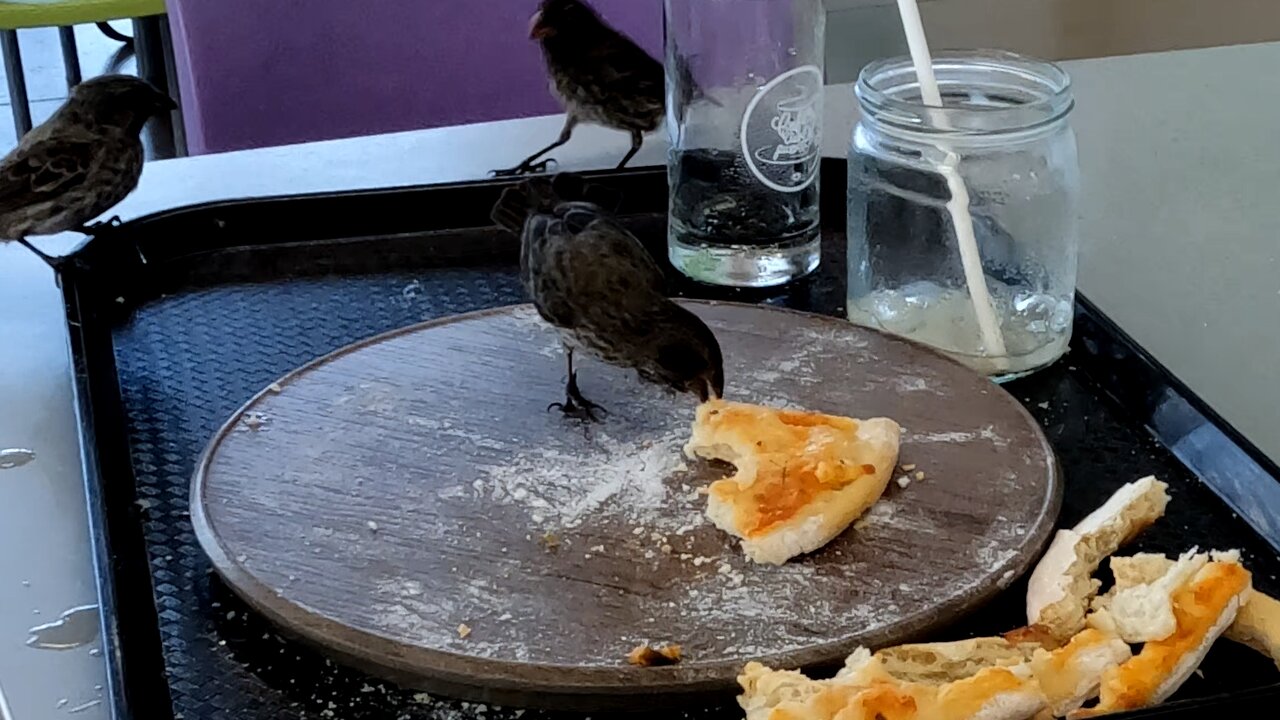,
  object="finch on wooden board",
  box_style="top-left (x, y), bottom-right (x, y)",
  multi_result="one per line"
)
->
top-left (0, 75), bottom-right (175, 267)
top-left (492, 173), bottom-right (725, 420)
